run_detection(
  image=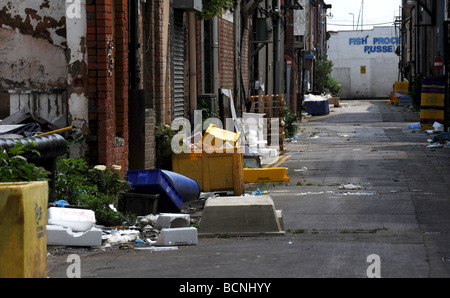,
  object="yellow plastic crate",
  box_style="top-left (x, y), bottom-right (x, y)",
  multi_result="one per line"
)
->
top-left (203, 124), bottom-right (241, 149)
top-left (172, 151), bottom-right (244, 195)
top-left (421, 93), bottom-right (445, 108)
top-left (0, 182), bottom-right (49, 278)
top-left (243, 167), bottom-right (290, 183)
top-left (420, 109), bottom-right (445, 130)
top-left (394, 81), bottom-right (409, 95)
